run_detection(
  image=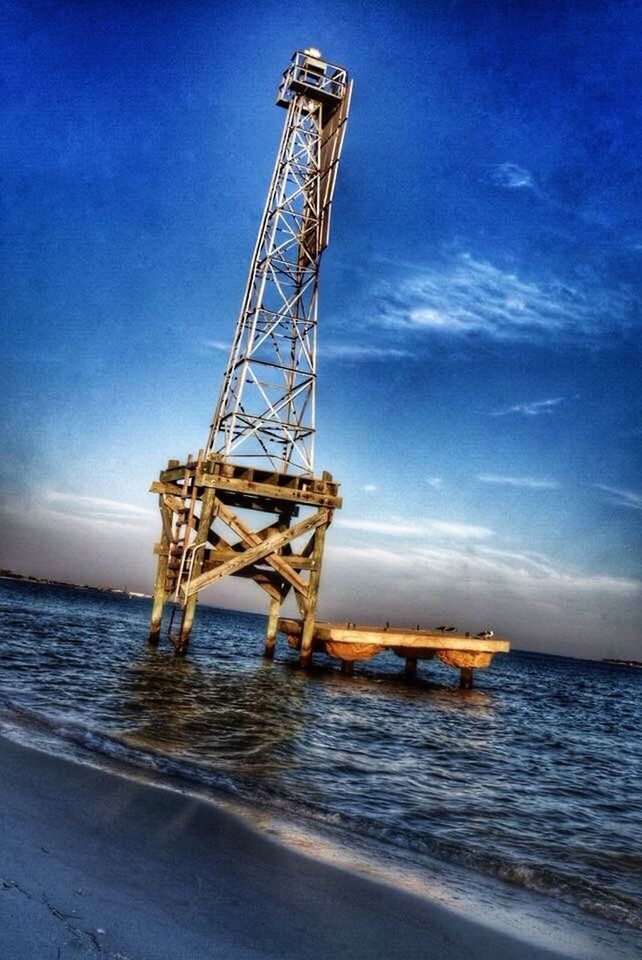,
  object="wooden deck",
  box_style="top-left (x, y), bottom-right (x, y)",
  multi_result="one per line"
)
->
top-left (278, 619), bottom-right (510, 688)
